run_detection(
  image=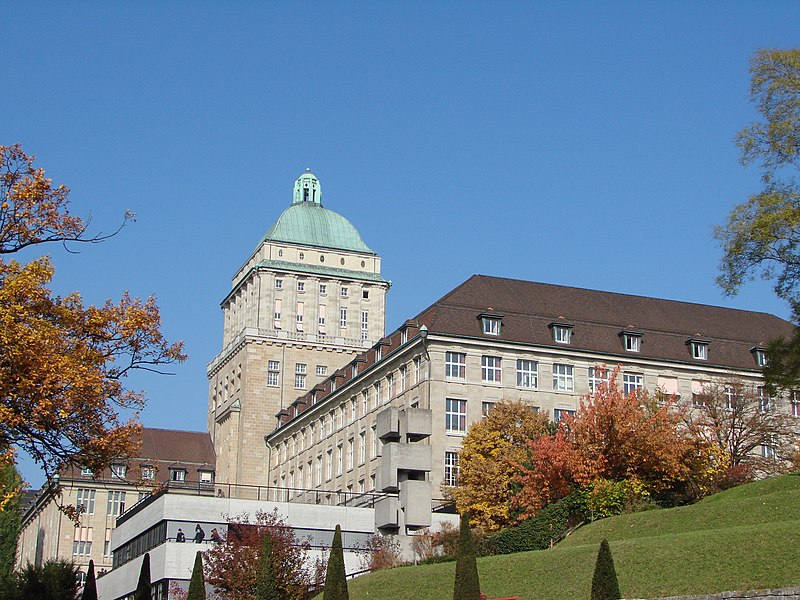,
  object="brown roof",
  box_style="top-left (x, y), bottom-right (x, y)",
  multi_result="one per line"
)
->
top-left (61, 427), bottom-right (215, 483)
top-left (274, 274), bottom-right (794, 429)
top-left (414, 275), bottom-right (795, 370)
